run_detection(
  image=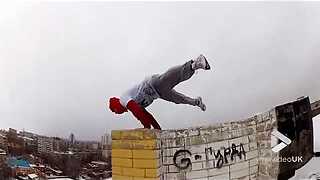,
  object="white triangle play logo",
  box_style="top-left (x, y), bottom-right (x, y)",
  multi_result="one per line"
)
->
top-left (271, 129), bottom-right (292, 153)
